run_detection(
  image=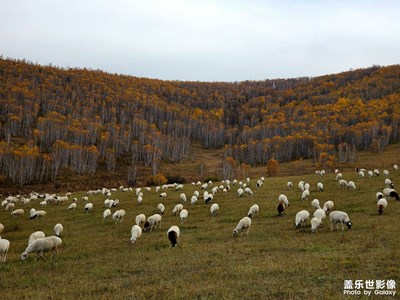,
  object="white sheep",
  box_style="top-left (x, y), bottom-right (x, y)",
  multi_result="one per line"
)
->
top-left (313, 208), bottom-right (326, 220)
top-left (278, 194), bottom-right (289, 206)
top-left (383, 188), bottom-right (399, 200)
top-left (237, 188), bottom-right (244, 197)
top-left (157, 203), bottom-right (165, 215)
top-left (30, 208), bottom-right (37, 219)
top-left (298, 181), bottom-right (305, 191)
top-left (159, 192), bottom-right (167, 199)
top-left (323, 201), bottom-right (334, 213)
top-left (329, 211), bottom-right (352, 230)
top-left (143, 214), bottom-right (162, 232)
top-left (244, 187), bottom-right (253, 196)
top-left (0, 223), bottom-right (3, 235)
top-left (384, 178), bottom-right (393, 188)
top-left (367, 170), bottom-right (373, 177)
top-left (247, 204), bottom-right (259, 218)
top-left (377, 198), bottom-right (388, 215)
top-left (167, 225), bottom-right (180, 247)
top-left (130, 225), bottom-right (142, 245)
top-left (394, 164), bottom-right (398, 171)
top-left (103, 209), bottom-right (112, 220)
top-left (339, 179), bottom-right (348, 188)
top-left (311, 199), bottom-right (321, 210)
top-left (5, 202), bottom-right (15, 211)
top-left (348, 181), bottom-right (356, 190)
top-left (179, 193), bottom-right (187, 203)
top-left (204, 193), bottom-right (213, 204)
top-left (67, 203), bottom-right (77, 210)
top-left (11, 208), bottom-right (24, 217)
top-left (301, 189), bottom-right (310, 201)
top-left (0, 238), bottom-right (10, 263)
top-left (317, 182), bottom-right (324, 192)
top-left (190, 196), bottom-right (198, 205)
top-left (376, 192), bottom-right (384, 201)
top-left (287, 181), bottom-right (293, 190)
top-left (193, 190), bottom-right (200, 198)
top-left (172, 204), bottom-right (183, 216)
top-left (310, 217), bottom-right (322, 233)
top-left (335, 173), bottom-right (343, 181)
top-left (295, 210), bottom-right (310, 228)
top-left (84, 203), bottom-right (93, 212)
top-left (233, 216), bottom-right (252, 236)
top-left (28, 231), bottom-right (46, 245)
top-left (304, 183), bottom-right (310, 191)
top-left (54, 223), bottom-right (64, 237)
top-left (135, 214), bottom-right (146, 226)
top-left (374, 169), bottom-right (380, 176)
top-left (21, 236), bottom-right (62, 260)
top-left (112, 209), bottom-right (126, 223)
top-left (210, 203), bottom-right (219, 215)
top-left (179, 209), bottom-right (188, 224)
top-left (383, 169), bottom-right (389, 177)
